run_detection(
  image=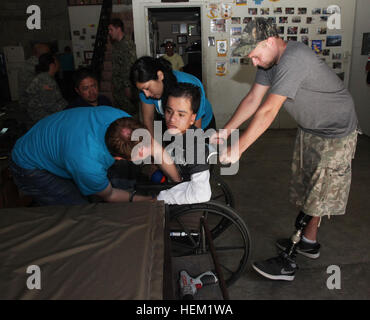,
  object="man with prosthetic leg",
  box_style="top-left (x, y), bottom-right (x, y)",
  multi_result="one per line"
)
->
top-left (253, 212), bottom-right (315, 281)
